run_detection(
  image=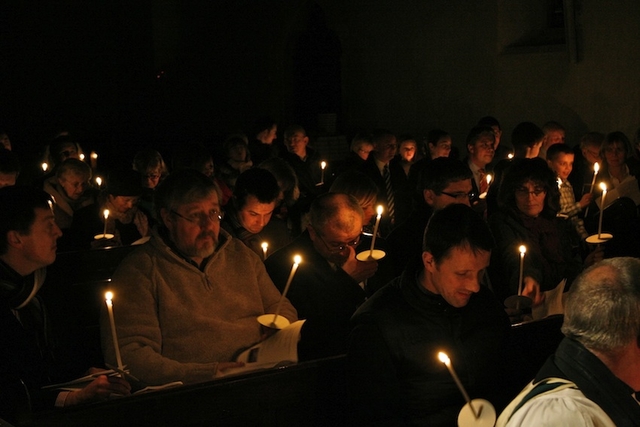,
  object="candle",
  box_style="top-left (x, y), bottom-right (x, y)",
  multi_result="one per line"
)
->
top-left (486, 174), bottom-right (492, 187)
top-left (438, 352), bottom-right (478, 419)
top-left (589, 162), bottom-right (599, 193)
top-left (95, 176), bottom-right (102, 188)
top-left (320, 161), bottom-right (327, 184)
top-left (517, 245), bottom-right (526, 296)
top-left (261, 242), bottom-right (269, 261)
top-left (104, 292), bottom-right (124, 370)
top-left (507, 153), bottom-right (514, 159)
top-left (557, 177), bottom-right (562, 189)
top-left (90, 151), bottom-right (98, 170)
top-left (369, 205), bottom-right (384, 256)
top-left (103, 209), bottom-right (109, 236)
top-left (41, 162), bottom-right (48, 173)
top-left (272, 255), bottom-right (302, 325)
top-left (597, 183), bottom-right (607, 238)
